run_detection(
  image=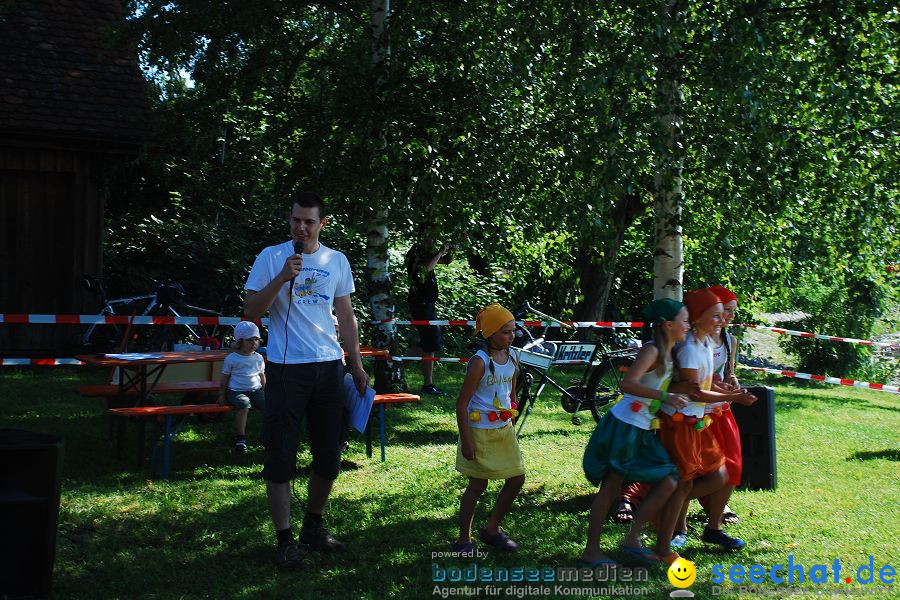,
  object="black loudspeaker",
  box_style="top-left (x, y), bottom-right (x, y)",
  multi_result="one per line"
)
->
top-left (0, 429), bottom-right (65, 599)
top-left (731, 386), bottom-right (777, 490)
